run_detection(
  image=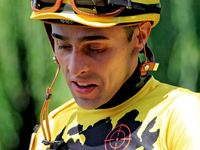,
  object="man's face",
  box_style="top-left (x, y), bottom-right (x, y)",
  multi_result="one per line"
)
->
top-left (52, 25), bottom-right (139, 109)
